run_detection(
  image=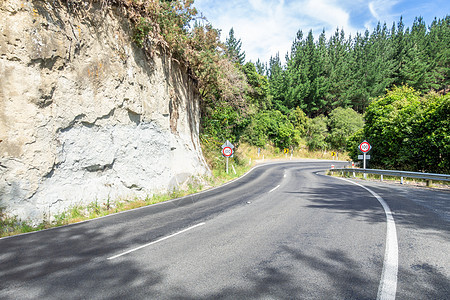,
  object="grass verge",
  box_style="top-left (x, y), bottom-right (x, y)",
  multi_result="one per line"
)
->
top-left (328, 169), bottom-right (450, 188)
